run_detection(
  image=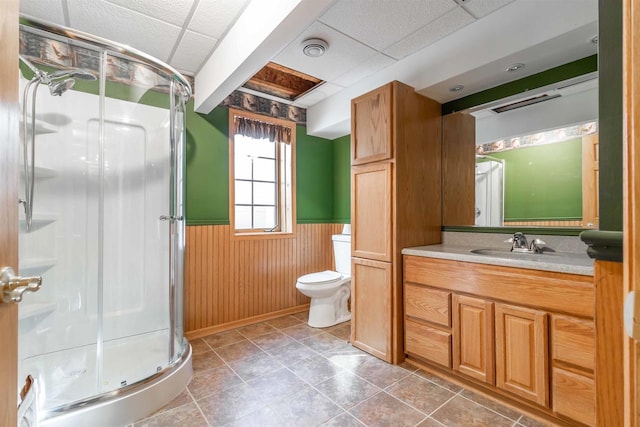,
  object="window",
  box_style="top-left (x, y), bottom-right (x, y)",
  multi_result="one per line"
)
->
top-left (229, 109), bottom-right (295, 237)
